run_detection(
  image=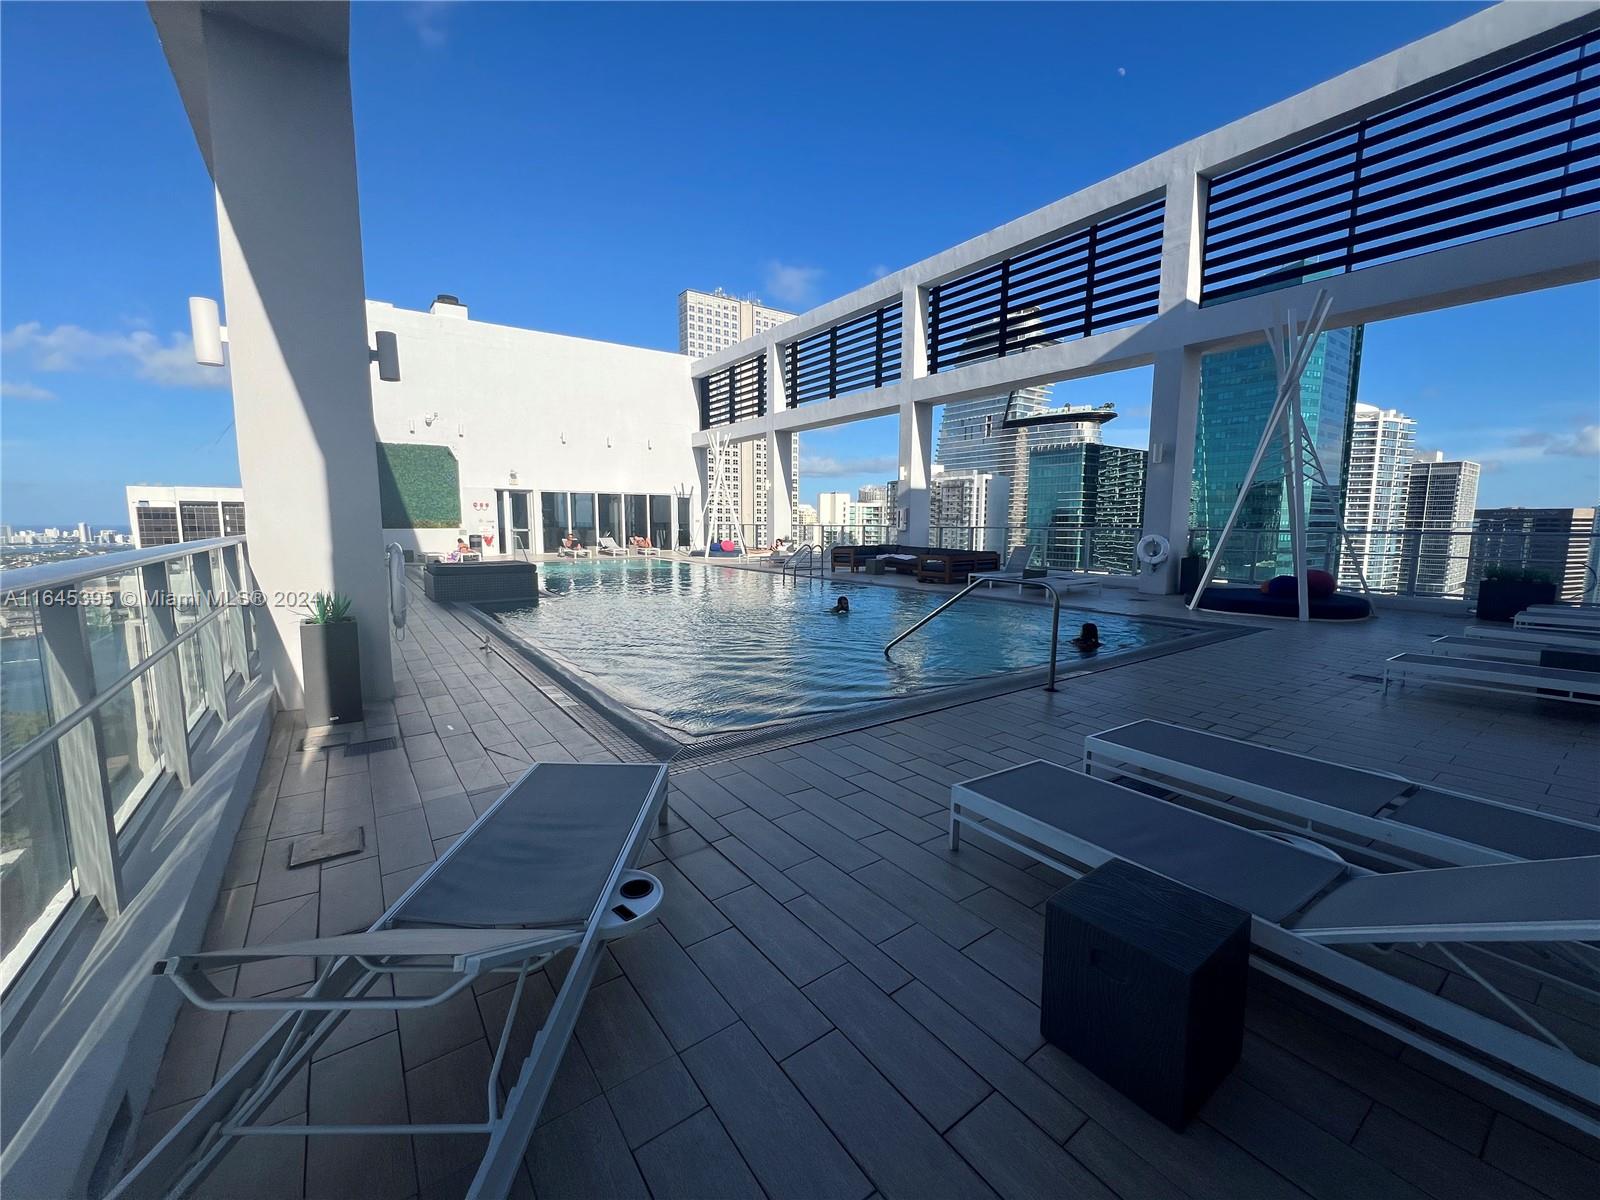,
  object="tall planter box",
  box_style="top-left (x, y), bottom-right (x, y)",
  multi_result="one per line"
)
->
top-left (1475, 579), bottom-right (1557, 623)
top-left (301, 620), bottom-right (363, 727)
